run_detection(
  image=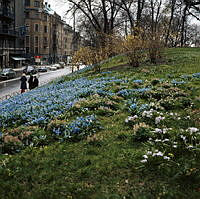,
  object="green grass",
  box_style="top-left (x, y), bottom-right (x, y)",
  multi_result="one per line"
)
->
top-left (1, 48), bottom-right (200, 199)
